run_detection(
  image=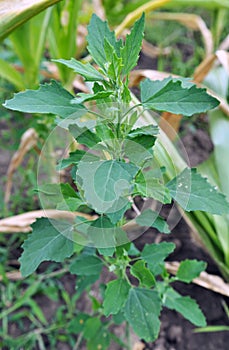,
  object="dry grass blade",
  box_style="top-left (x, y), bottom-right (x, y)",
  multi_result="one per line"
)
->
top-left (115, 0), bottom-right (171, 36)
top-left (160, 113), bottom-right (183, 140)
top-left (76, 24), bottom-right (87, 58)
top-left (193, 53), bottom-right (216, 83)
top-left (0, 271), bottom-right (22, 282)
top-left (129, 69), bottom-right (178, 88)
top-left (216, 50), bottom-right (229, 74)
top-left (150, 12), bottom-right (213, 56)
top-left (142, 39), bottom-right (171, 58)
top-left (0, 210), bottom-right (98, 233)
top-left (165, 262), bottom-right (229, 297)
top-left (4, 128), bottom-right (38, 205)
top-left (219, 34), bottom-right (229, 51)
top-left (92, 0), bottom-right (105, 20)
